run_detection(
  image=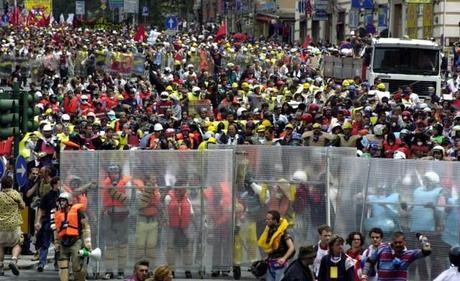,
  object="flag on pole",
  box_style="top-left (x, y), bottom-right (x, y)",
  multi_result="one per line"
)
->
top-left (305, 0), bottom-right (313, 17)
top-left (133, 24), bottom-right (146, 42)
top-left (302, 34), bottom-right (312, 48)
top-left (214, 20), bottom-right (227, 42)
